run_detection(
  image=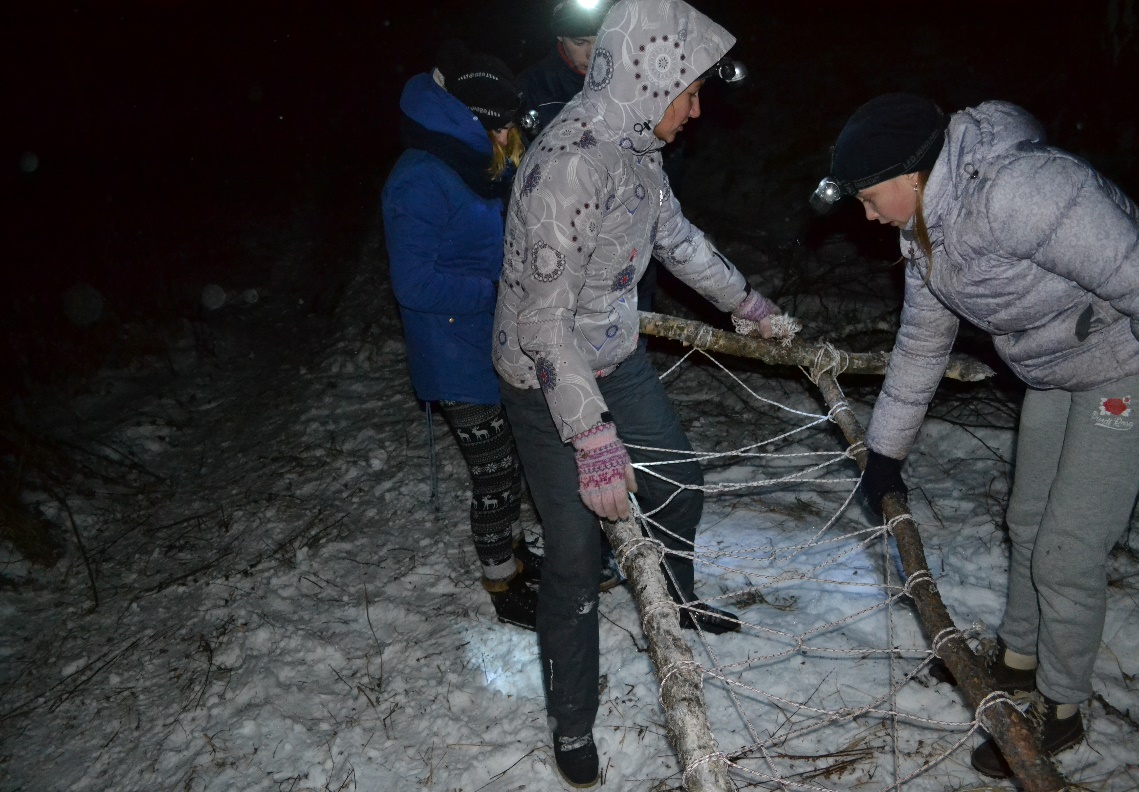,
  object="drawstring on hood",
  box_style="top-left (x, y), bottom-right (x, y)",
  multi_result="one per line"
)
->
top-left (581, 0), bottom-right (734, 154)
